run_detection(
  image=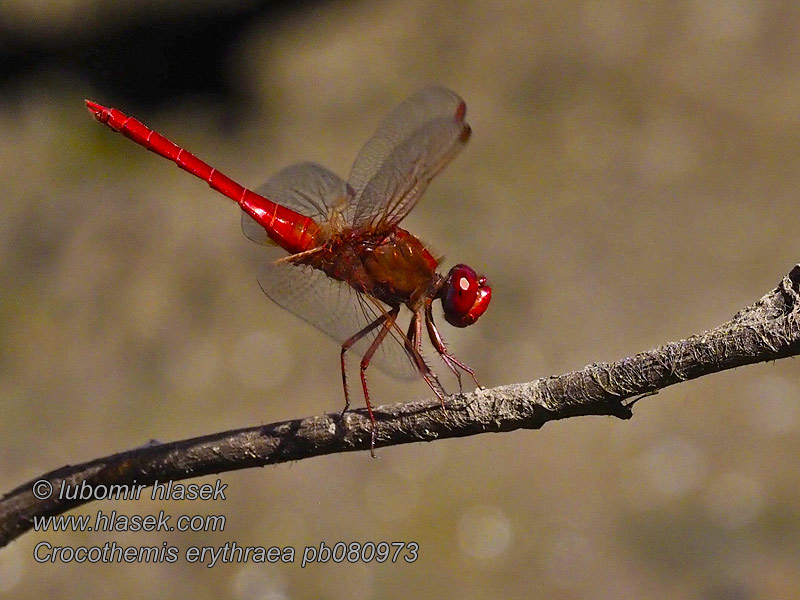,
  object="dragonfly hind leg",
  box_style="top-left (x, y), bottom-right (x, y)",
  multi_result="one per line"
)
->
top-left (340, 312), bottom-right (388, 417)
top-left (340, 306), bottom-right (400, 457)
